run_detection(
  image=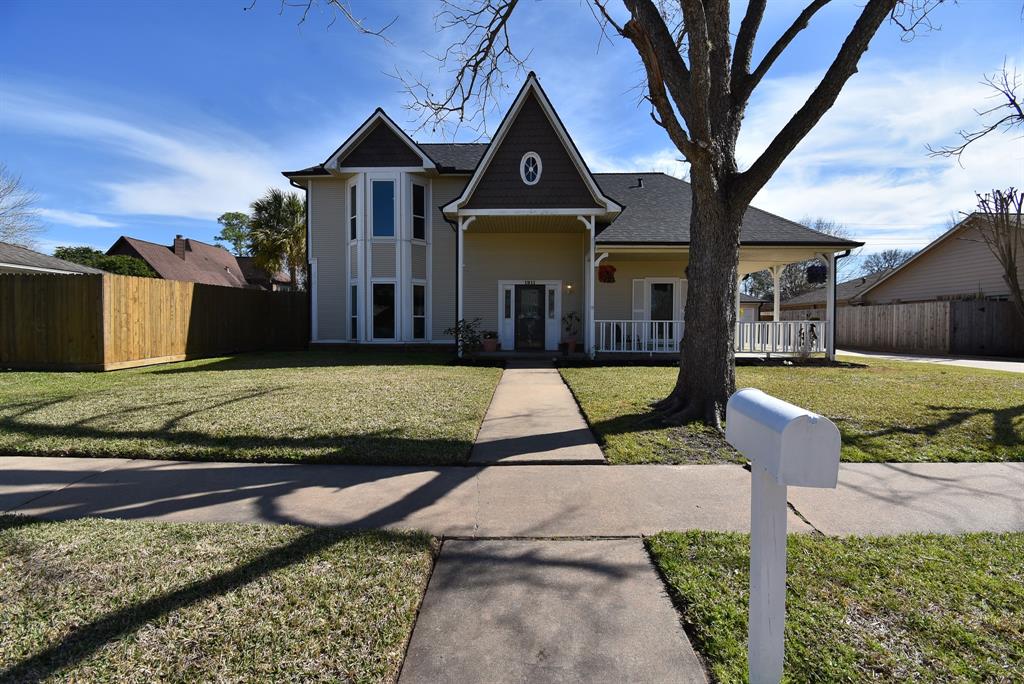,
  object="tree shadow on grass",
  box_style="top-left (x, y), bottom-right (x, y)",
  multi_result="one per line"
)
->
top-left (0, 393), bottom-right (475, 466)
top-left (148, 349), bottom-right (458, 375)
top-left (841, 403), bottom-right (1024, 460)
